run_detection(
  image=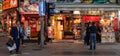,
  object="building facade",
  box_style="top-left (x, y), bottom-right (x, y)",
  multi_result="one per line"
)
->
top-left (48, 0), bottom-right (120, 43)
